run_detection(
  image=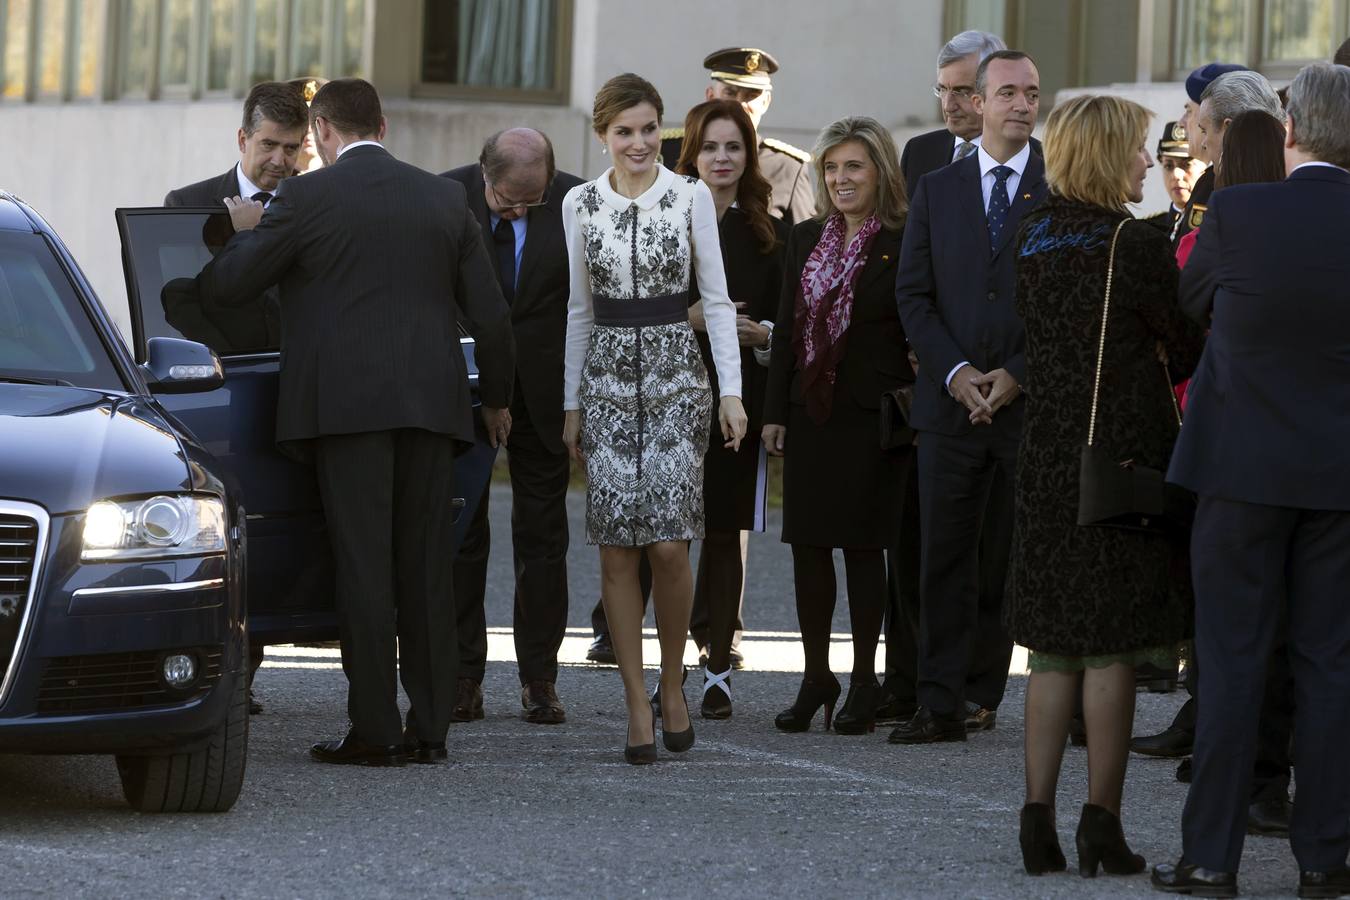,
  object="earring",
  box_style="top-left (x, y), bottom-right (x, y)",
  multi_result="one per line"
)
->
top-left (600, 145), bottom-right (608, 155)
